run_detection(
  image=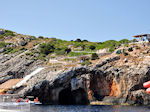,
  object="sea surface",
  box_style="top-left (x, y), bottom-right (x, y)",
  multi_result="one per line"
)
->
top-left (29, 105), bottom-right (150, 112)
top-left (1, 104), bottom-right (150, 112)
